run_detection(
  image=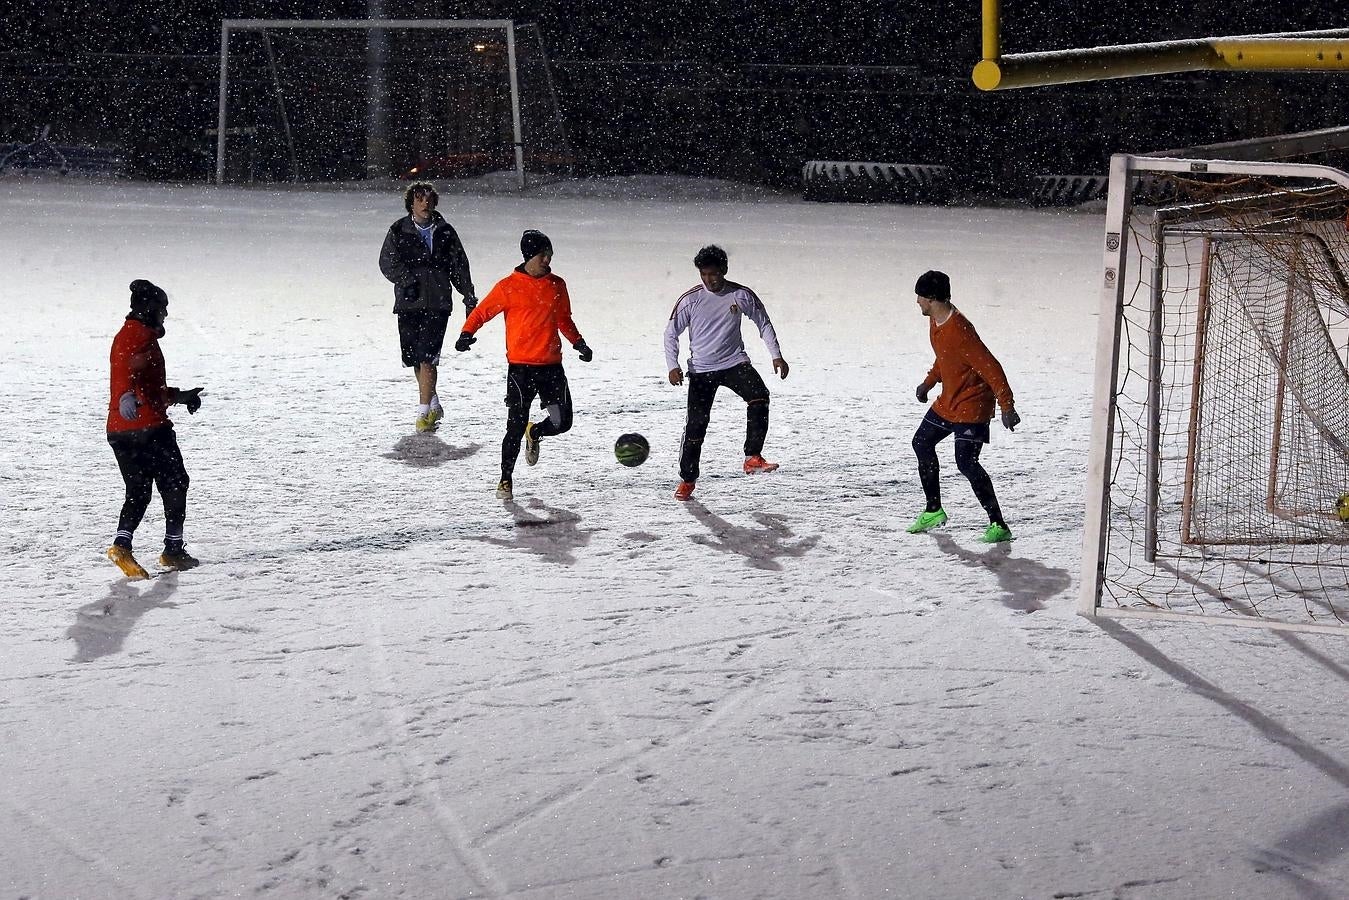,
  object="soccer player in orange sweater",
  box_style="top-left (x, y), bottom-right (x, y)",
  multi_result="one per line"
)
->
top-left (455, 230), bottom-right (592, 500)
top-left (907, 270), bottom-right (1020, 543)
